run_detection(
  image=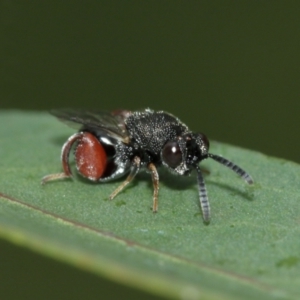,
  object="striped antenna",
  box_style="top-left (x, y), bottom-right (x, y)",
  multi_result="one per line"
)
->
top-left (196, 166), bottom-right (210, 223)
top-left (208, 153), bottom-right (253, 184)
